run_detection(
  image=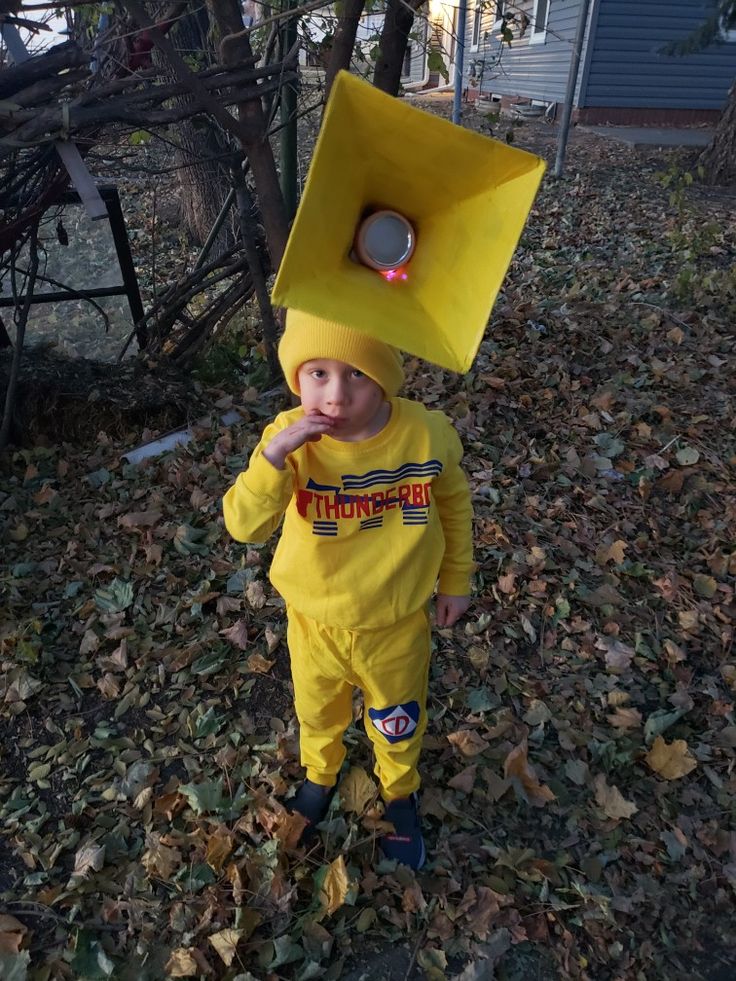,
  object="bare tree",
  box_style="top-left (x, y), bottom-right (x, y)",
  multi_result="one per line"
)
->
top-left (373, 0), bottom-right (426, 96)
top-left (169, 5), bottom-right (237, 251)
top-left (664, 0), bottom-right (736, 185)
top-left (324, 0), bottom-right (366, 101)
top-left (701, 77), bottom-right (736, 185)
